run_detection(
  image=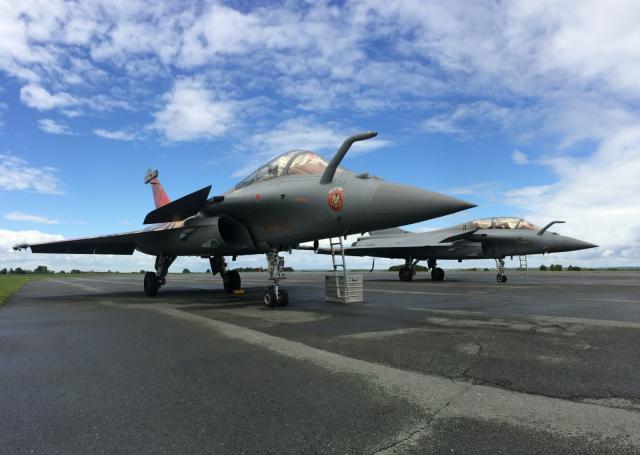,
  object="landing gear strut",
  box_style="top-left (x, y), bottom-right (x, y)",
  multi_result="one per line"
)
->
top-left (495, 258), bottom-right (507, 283)
top-left (264, 250), bottom-right (288, 307)
top-left (209, 256), bottom-right (242, 293)
top-left (144, 254), bottom-right (176, 296)
top-left (398, 258), bottom-right (416, 282)
top-left (428, 258), bottom-right (445, 281)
